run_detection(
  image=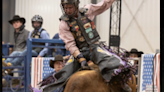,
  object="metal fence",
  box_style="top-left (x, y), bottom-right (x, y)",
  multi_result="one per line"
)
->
top-left (2, 56), bottom-right (26, 92)
top-left (25, 38), bottom-right (67, 92)
top-left (2, 38), bottom-right (67, 92)
top-left (2, 44), bottom-right (14, 56)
